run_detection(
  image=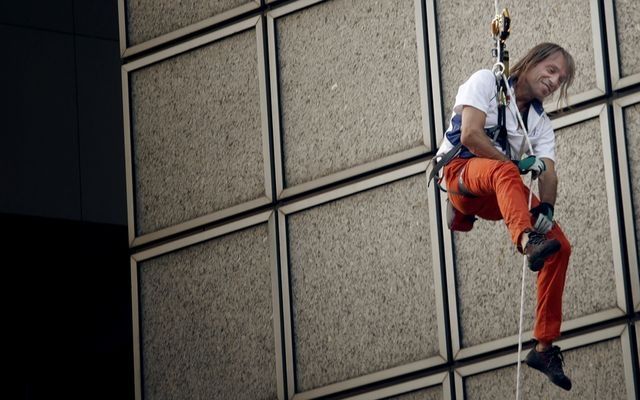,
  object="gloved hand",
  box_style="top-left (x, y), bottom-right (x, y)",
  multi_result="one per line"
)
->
top-left (516, 156), bottom-right (546, 178)
top-left (530, 202), bottom-right (554, 234)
